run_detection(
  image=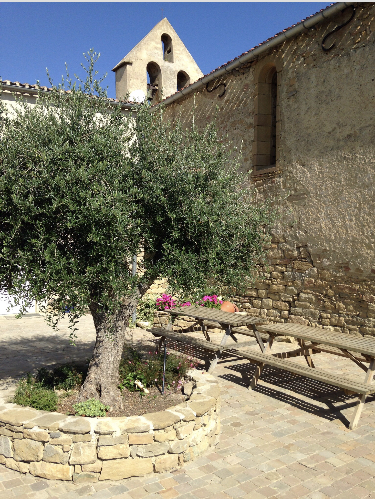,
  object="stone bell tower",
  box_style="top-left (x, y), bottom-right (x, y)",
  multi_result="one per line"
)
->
top-left (112, 18), bottom-right (203, 104)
